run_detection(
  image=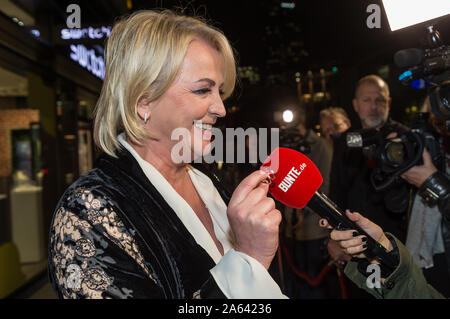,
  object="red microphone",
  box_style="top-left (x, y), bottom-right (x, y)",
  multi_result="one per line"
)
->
top-left (261, 147), bottom-right (397, 269)
top-left (260, 147), bottom-right (322, 209)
